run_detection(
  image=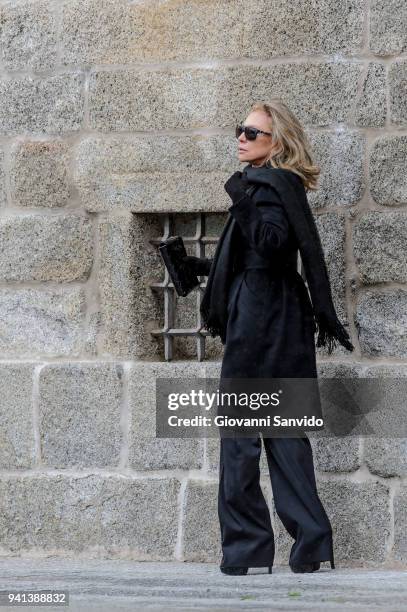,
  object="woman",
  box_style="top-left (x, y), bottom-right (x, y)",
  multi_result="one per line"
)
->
top-left (181, 99), bottom-right (354, 576)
